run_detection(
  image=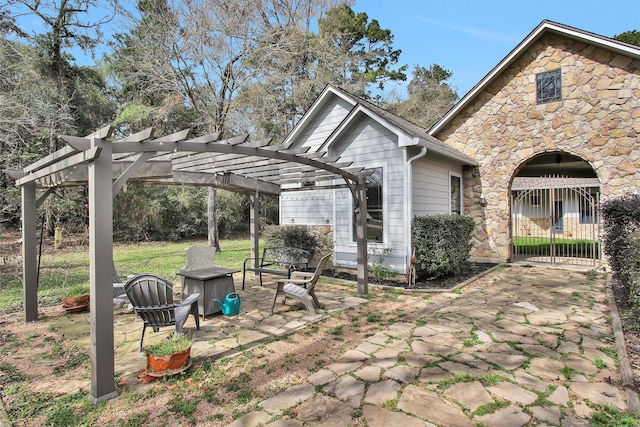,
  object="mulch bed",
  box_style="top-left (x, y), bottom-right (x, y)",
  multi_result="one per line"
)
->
top-left (326, 262), bottom-right (498, 289)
